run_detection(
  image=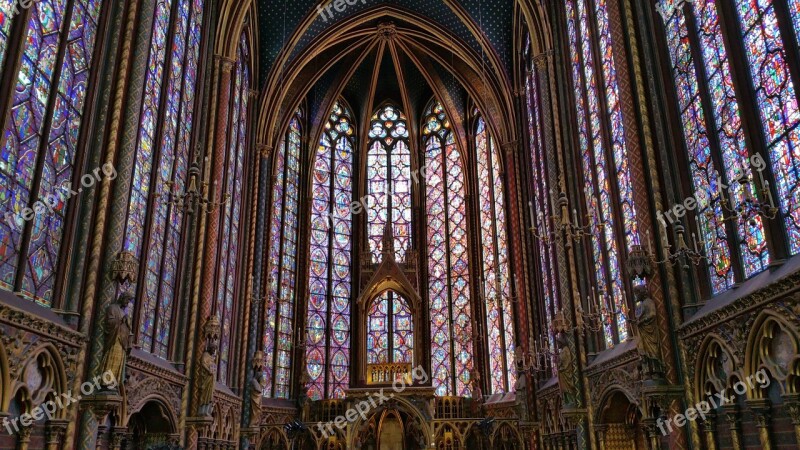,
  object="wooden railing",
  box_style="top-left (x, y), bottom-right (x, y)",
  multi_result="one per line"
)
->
top-left (366, 362), bottom-right (412, 384)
